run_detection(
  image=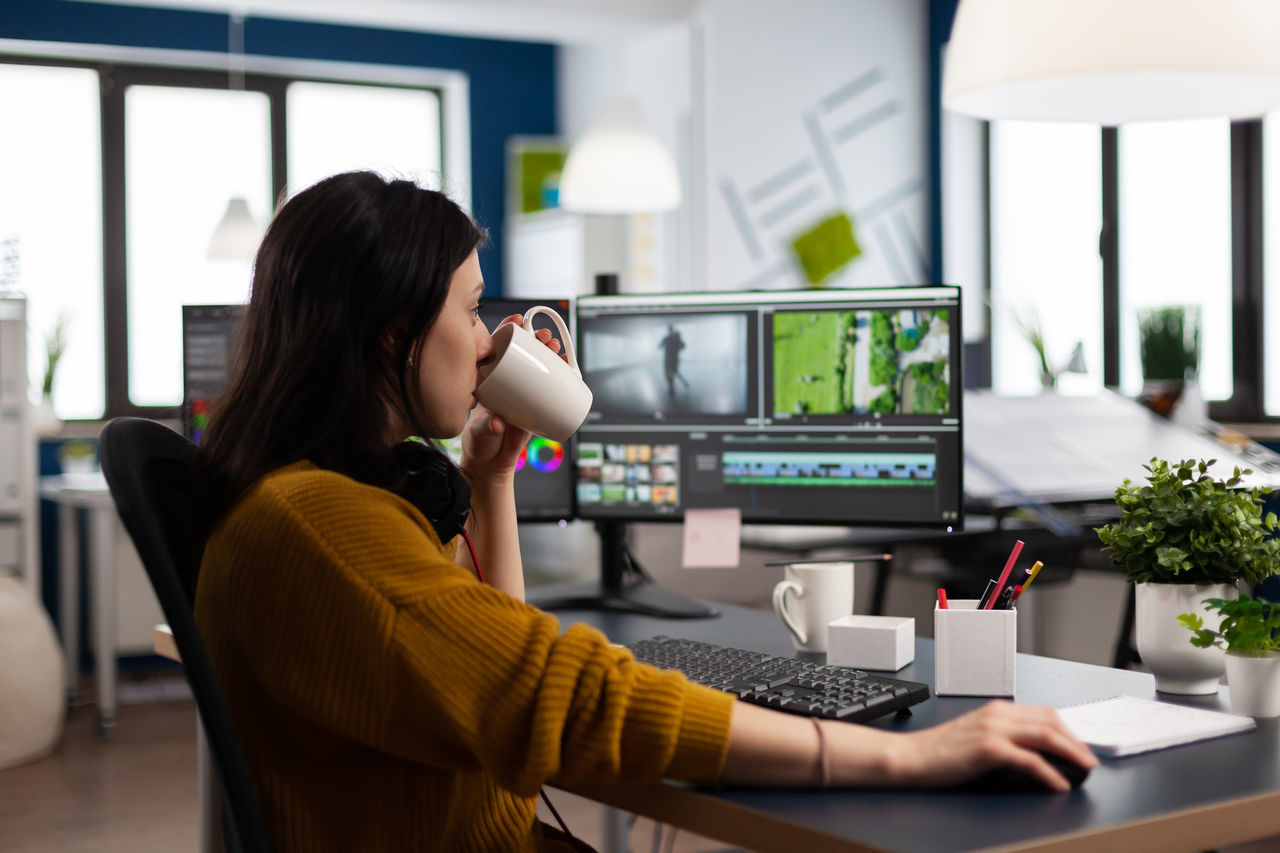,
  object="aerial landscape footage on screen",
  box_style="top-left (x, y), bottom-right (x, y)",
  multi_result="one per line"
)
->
top-left (772, 307), bottom-right (951, 418)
